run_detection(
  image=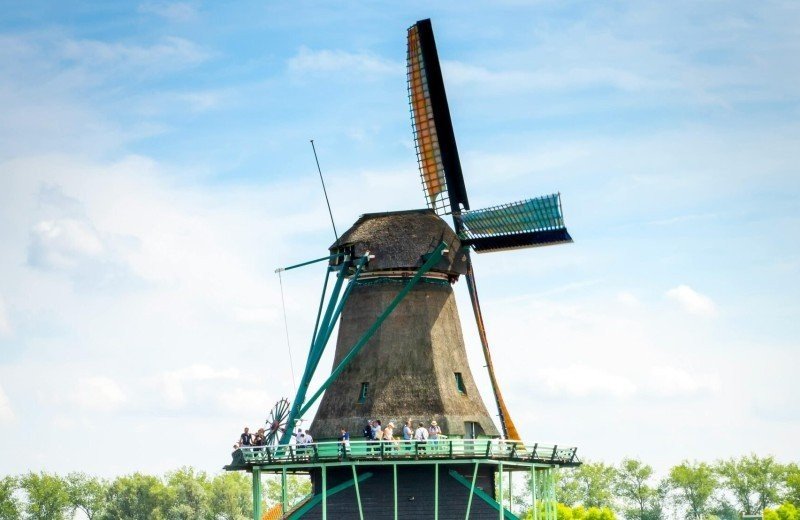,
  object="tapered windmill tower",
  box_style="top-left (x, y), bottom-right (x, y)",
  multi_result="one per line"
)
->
top-left (227, 19), bottom-right (580, 520)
